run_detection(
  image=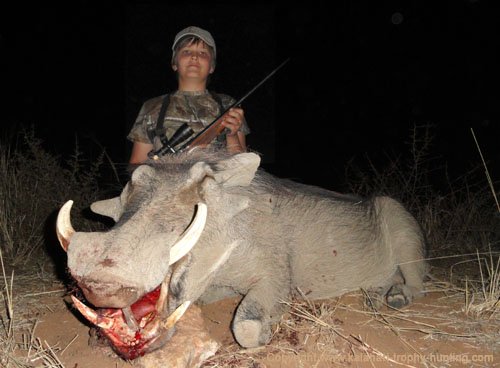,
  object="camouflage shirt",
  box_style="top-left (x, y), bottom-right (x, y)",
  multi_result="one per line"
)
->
top-left (127, 90), bottom-right (250, 150)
